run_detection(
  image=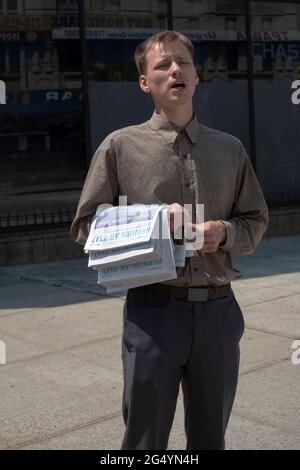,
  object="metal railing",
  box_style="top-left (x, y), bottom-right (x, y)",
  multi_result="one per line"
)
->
top-left (0, 208), bottom-right (76, 233)
top-left (267, 191), bottom-right (300, 208)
